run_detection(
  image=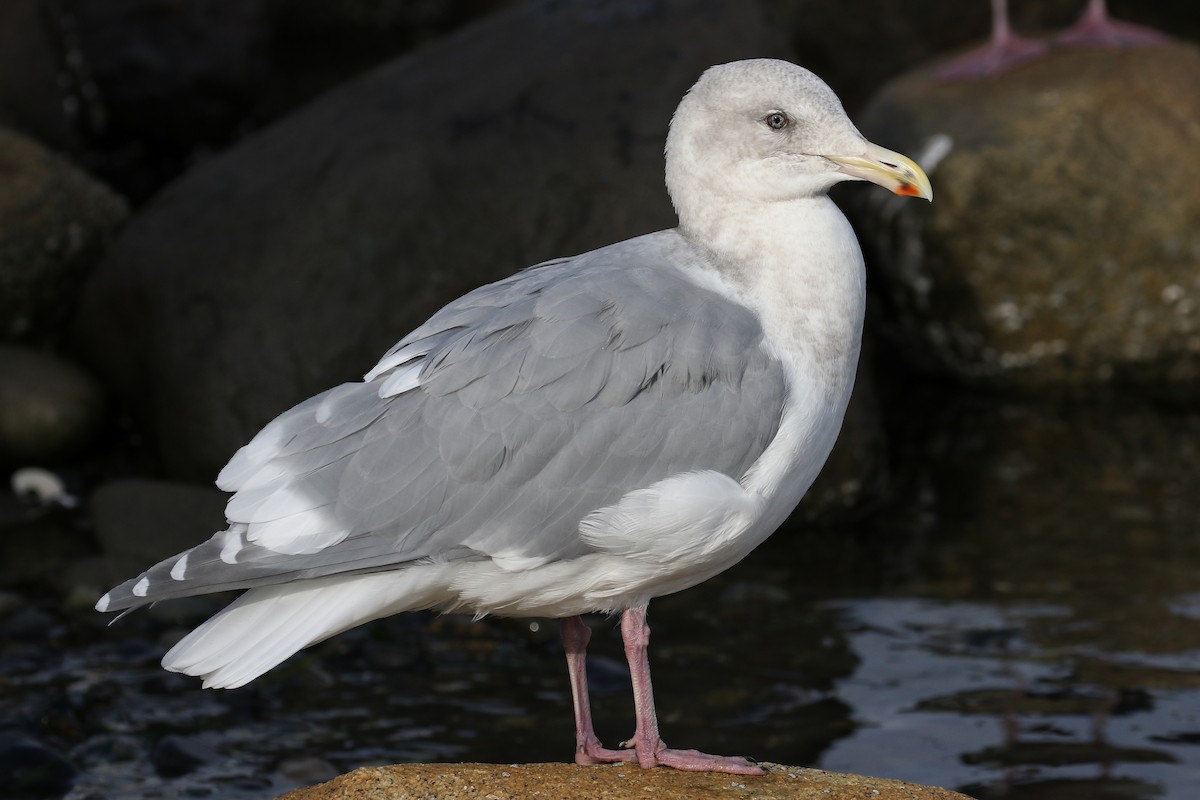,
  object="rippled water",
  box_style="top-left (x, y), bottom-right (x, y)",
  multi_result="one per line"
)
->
top-left (3, 395), bottom-right (1198, 799)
